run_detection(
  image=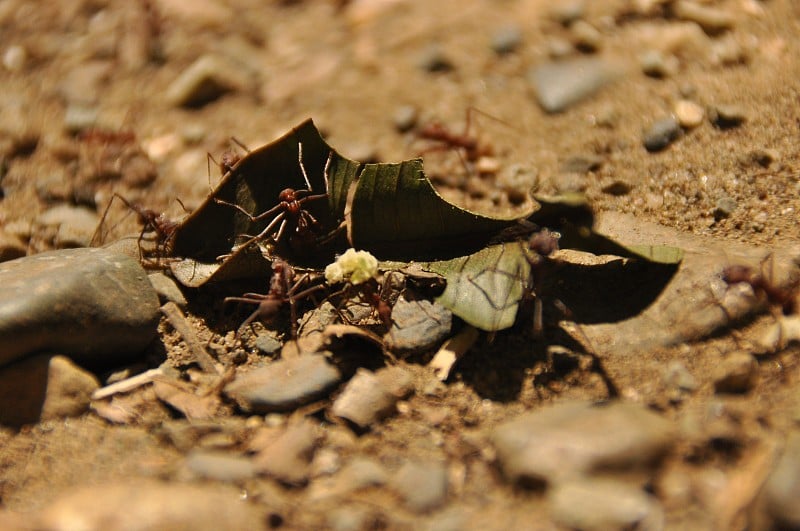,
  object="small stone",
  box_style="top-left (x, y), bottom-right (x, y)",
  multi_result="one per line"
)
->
top-left (528, 58), bottom-right (620, 113)
top-left (547, 37), bottom-right (575, 59)
top-left (36, 204), bottom-right (99, 249)
top-left (741, 148), bottom-right (778, 168)
top-left (0, 354), bottom-right (99, 427)
top-left (224, 354), bottom-right (342, 413)
top-left (561, 154), bottom-right (604, 173)
top-left (0, 248), bottom-right (160, 367)
top-left (714, 195), bottom-right (738, 220)
top-left (166, 55), bottom-right (251, 108)
top-left (757, 430), bottom-right (800, 528)
top-left (663, 361), bottom-right (698, 393)
top-left (491, 26), bottom-right (523, 55)
top-left (714, 351), bottom-right (758, 393)
top-left (709, 104), bottom-right (747, 128)
top-left (601, 180), bottom-right (633, 196)
top-left (418, 45), bottom-right (454, 73)
top-left (147, 272), bottom-right (188, 308)
top-left (254, 418), bottom-right (320, 485)
top-left (393, 105), bottom-right (418, 133)
top-left (331, 366), bottom-right (414, 429)
top-left (185, 451), bottom-right (257, 482)
top-left (639, 50), bottom-right (679, 78)
top-left (63, 104), bottom-right (100, 135)
top-left (673, 99), bottom-right (705, 129)
top-left (384, 297), bottom-right (452, 354)
top-left (391, 460), bottom-right (449, 513)
top-left (643, 116), bottom-right (682, 152)
top-left (254, 333), bottom-right (282, 355)
top-left (2, 45), bottom-right (26, 72)
top-left (571, 20), bottom-right (602, 52)
top-left (38, 480), bottom-right (265, 530)
top-left (550, 0), bottom-right (585, 25)
top-left (672, 0), bottom-right (735, 35)
top-left (491, 400), bottom-right (676, 485)
top-left (548, 478), bottom-right (665, 531)
top-left (755, 316), bottom-right (800, 354)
